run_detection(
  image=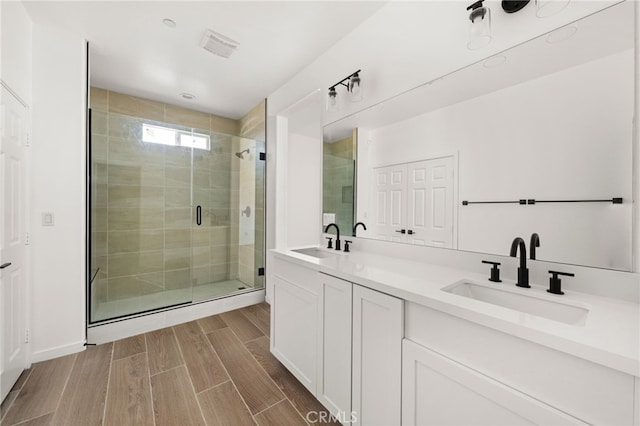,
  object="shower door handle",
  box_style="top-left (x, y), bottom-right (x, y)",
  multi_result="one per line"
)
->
top-left (196, 206), bottom-right (202, 226)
